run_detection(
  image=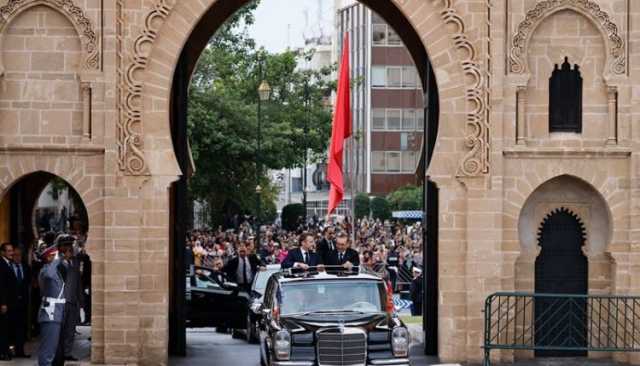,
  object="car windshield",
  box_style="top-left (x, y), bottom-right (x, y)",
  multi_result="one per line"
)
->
top-left (254, 268), bottom-right (279, 293)
top-left (279, 280), bottom-right (383, 315)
